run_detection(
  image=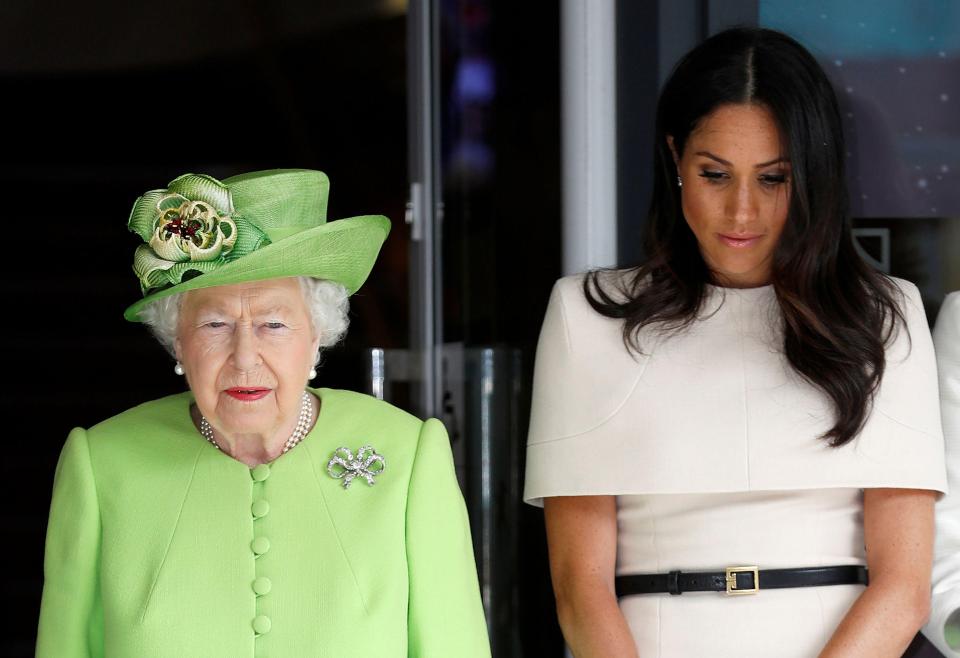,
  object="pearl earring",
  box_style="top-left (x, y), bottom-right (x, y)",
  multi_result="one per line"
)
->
top-left (309, 367), bottom-right (317, 379)
top-left (174, 362), bottom-right (185, 376)
top-left (677, 175), bottom-right (683, 187)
